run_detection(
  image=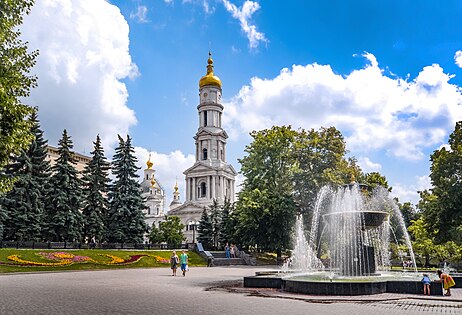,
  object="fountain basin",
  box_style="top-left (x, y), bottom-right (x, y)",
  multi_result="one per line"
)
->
top-left (244, 272), bottom-right (444, 296)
